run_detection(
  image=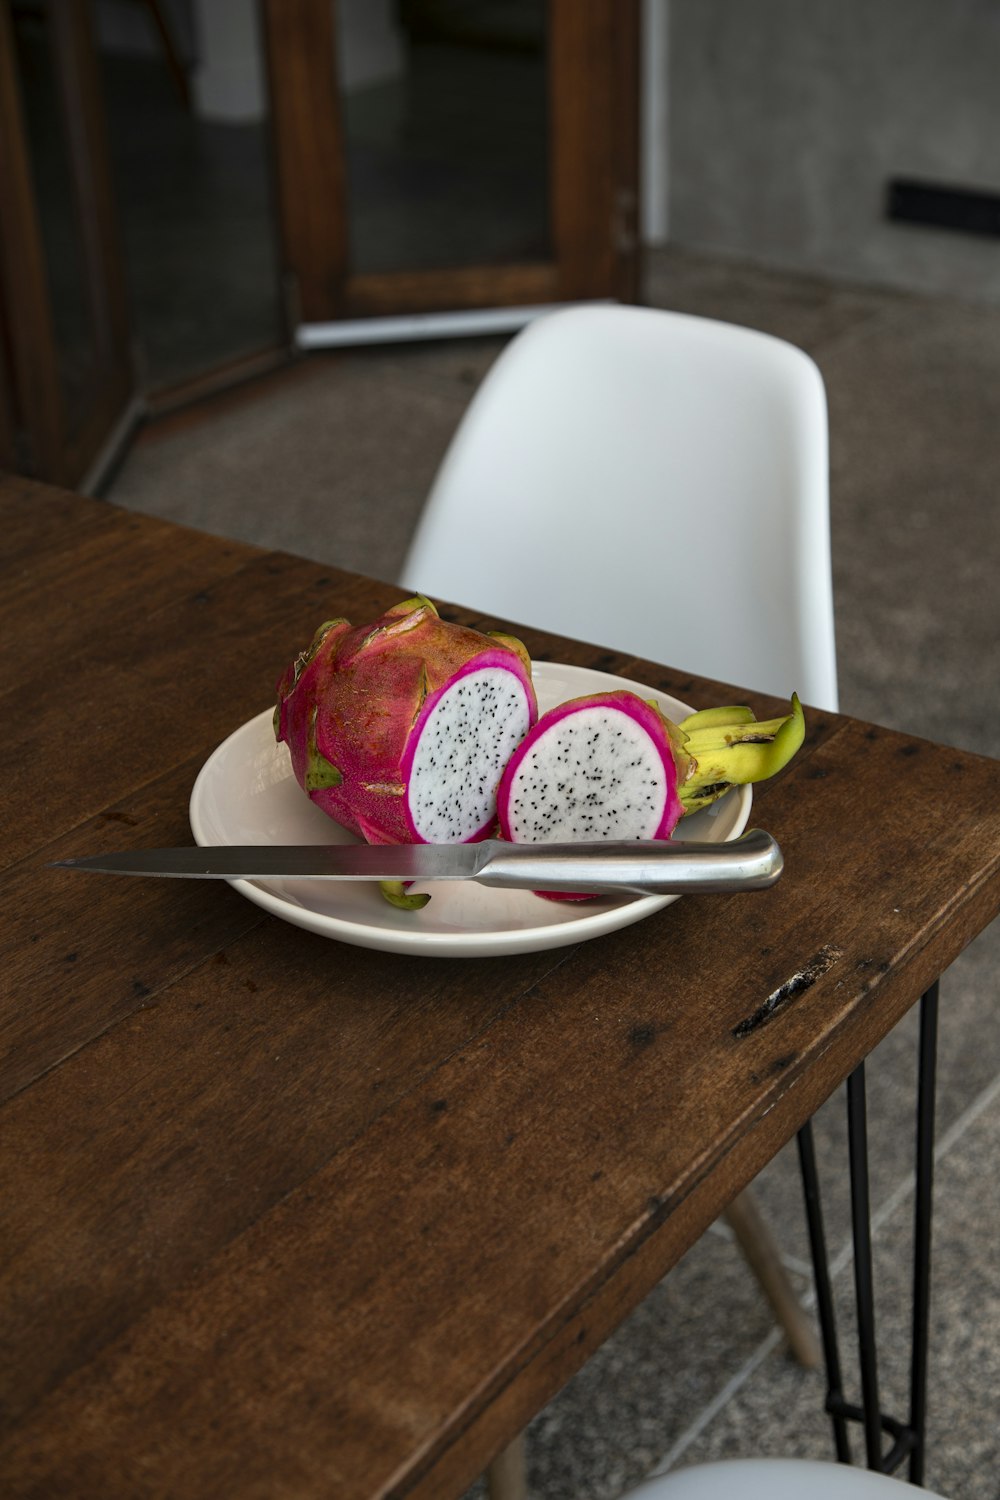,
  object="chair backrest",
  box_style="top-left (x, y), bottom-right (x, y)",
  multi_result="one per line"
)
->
top-left (399, 304), bottom-right (838, 712)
